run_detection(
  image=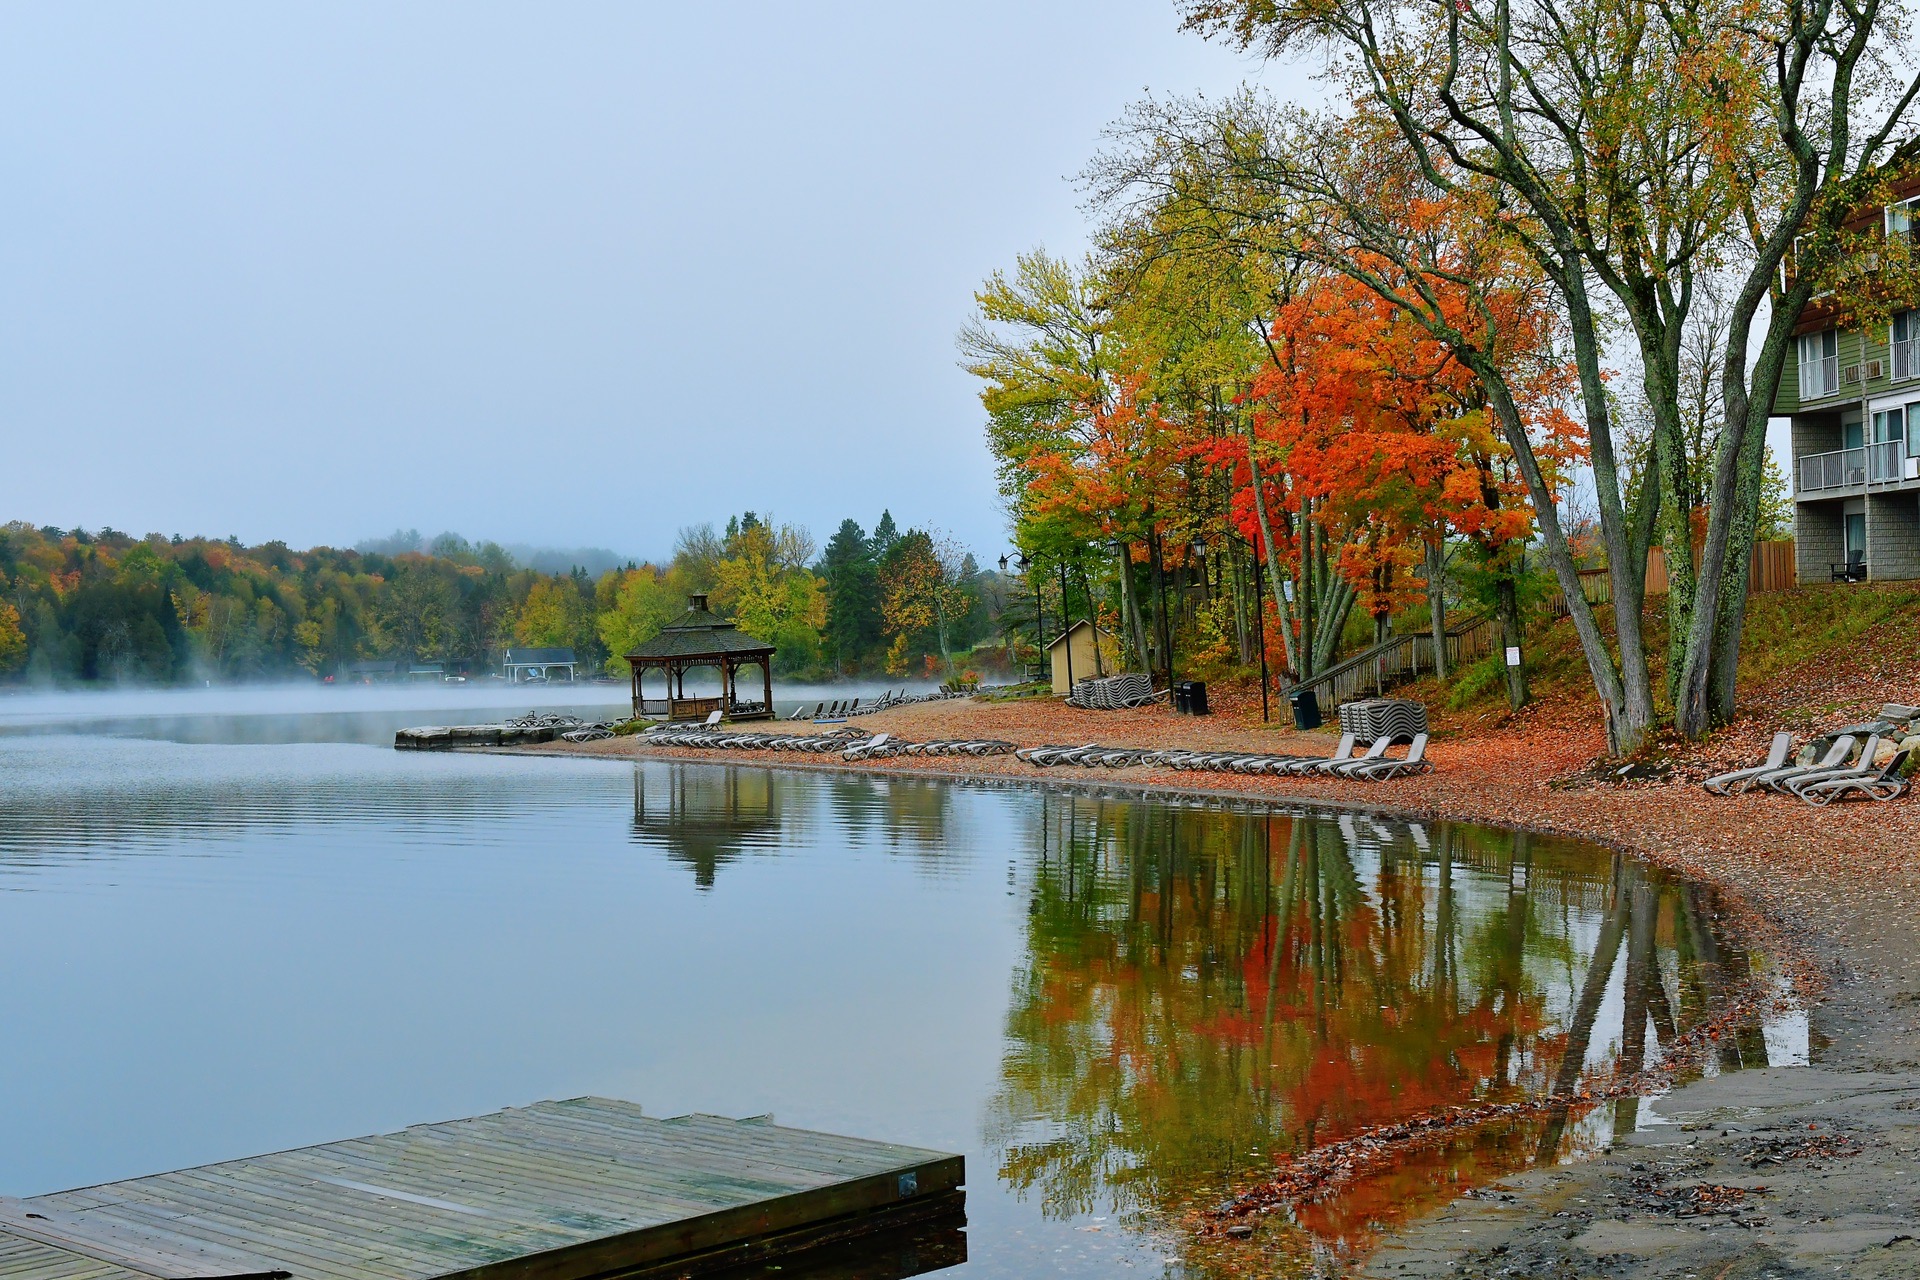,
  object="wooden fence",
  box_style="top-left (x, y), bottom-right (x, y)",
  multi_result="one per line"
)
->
top-left (1645, 539), bottom-right (1795, 596)
top-left (1550, 539), bottom-right (1796, 616)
